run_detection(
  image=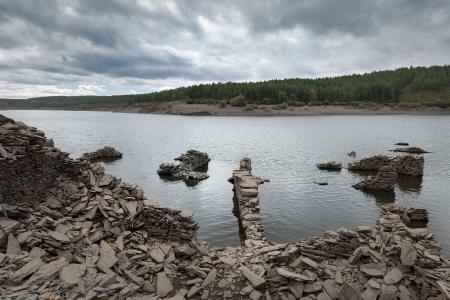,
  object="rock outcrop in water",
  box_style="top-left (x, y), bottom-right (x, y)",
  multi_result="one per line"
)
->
top-left (317, 161), bottom-right (342, 171)
top-left (1, 114), bottom-right (450, 299)
top-left (391, 146), bottom-right (429, 154)
top-left (353, 165), bottom-right (398, 191)
top-left (79, 146), bottom-right (123, 162)
top-left (157, 149), bottom-right (210, 182)
top-left (349, 154), bottom-right (424, 176)
top-left (350, 154), bottom-right (424, 191)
